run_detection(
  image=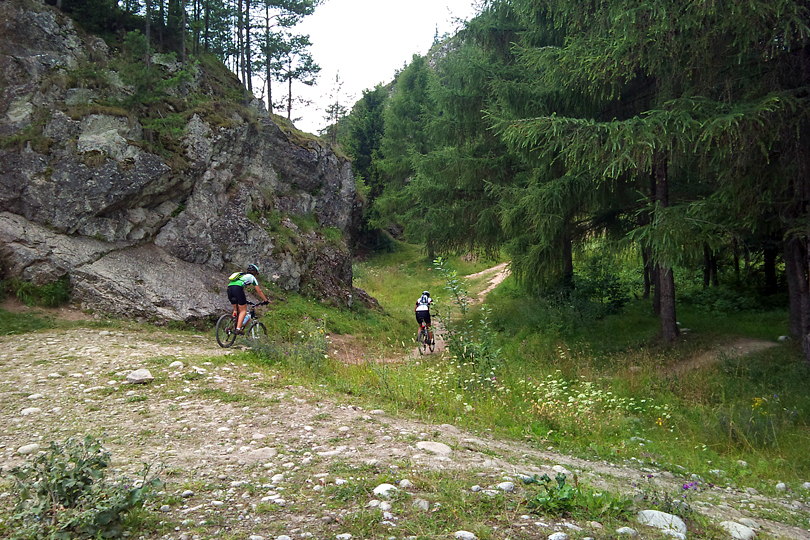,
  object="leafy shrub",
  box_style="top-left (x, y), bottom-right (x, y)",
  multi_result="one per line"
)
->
top-left (679, 285), bottom-right (764, 313)
top-left (8, 435), bottom-right (161, 539)
top-left (524, 473), bottom-right (632, 519)
top-left (434, 257), bottom-right (502, 388)
top-left (572, 253), bottom-right (632, 315)
top-left (4, 276), bottom-right (71, 307)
